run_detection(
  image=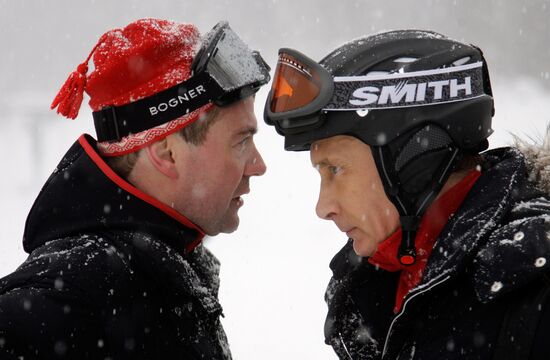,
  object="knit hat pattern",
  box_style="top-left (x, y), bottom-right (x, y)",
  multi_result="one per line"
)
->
top-left (51, 18), bottom-right (213, 156)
